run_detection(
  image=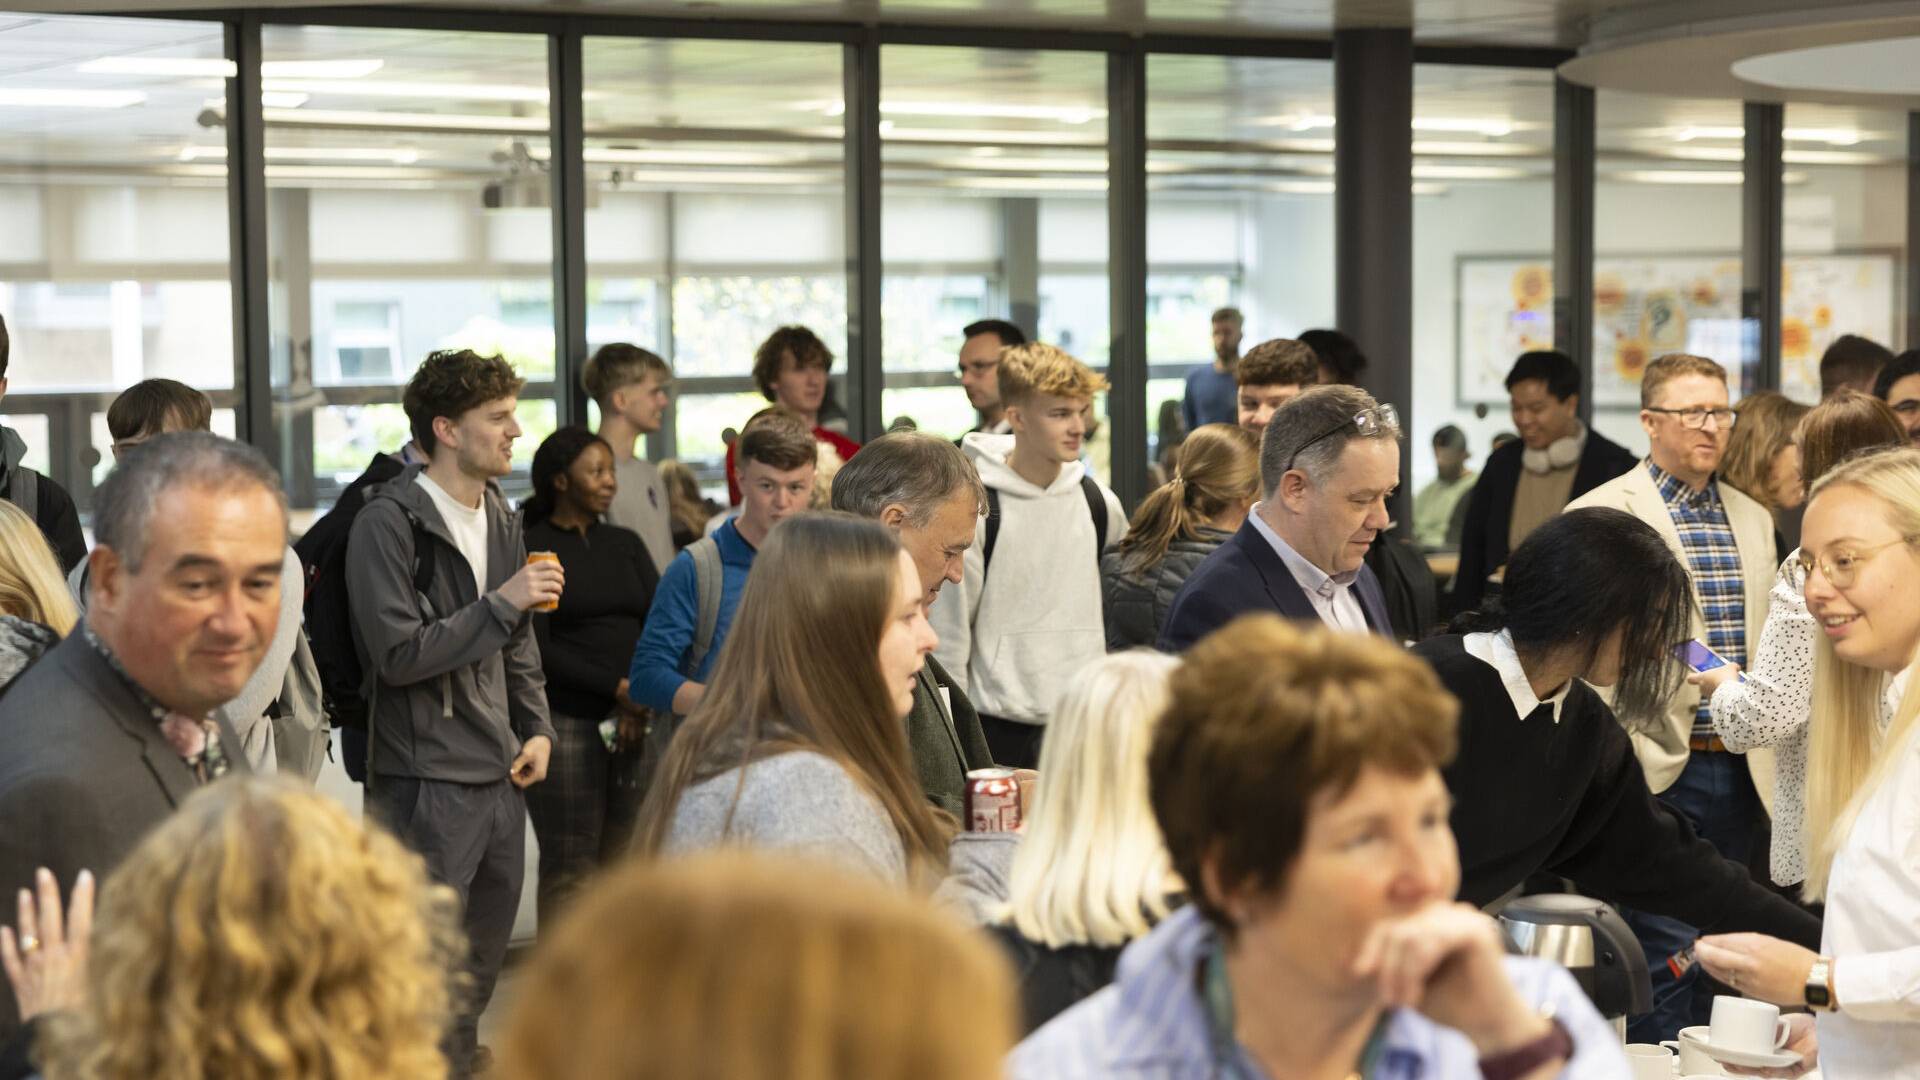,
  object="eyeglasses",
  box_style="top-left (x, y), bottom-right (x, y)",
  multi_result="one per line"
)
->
top-left (1645, 406), bottom-right (1737, 431)
top-left (1796, 535), bottom-right (1920, 589)
top-left (1285, 403), bottom-right (1400, 473)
